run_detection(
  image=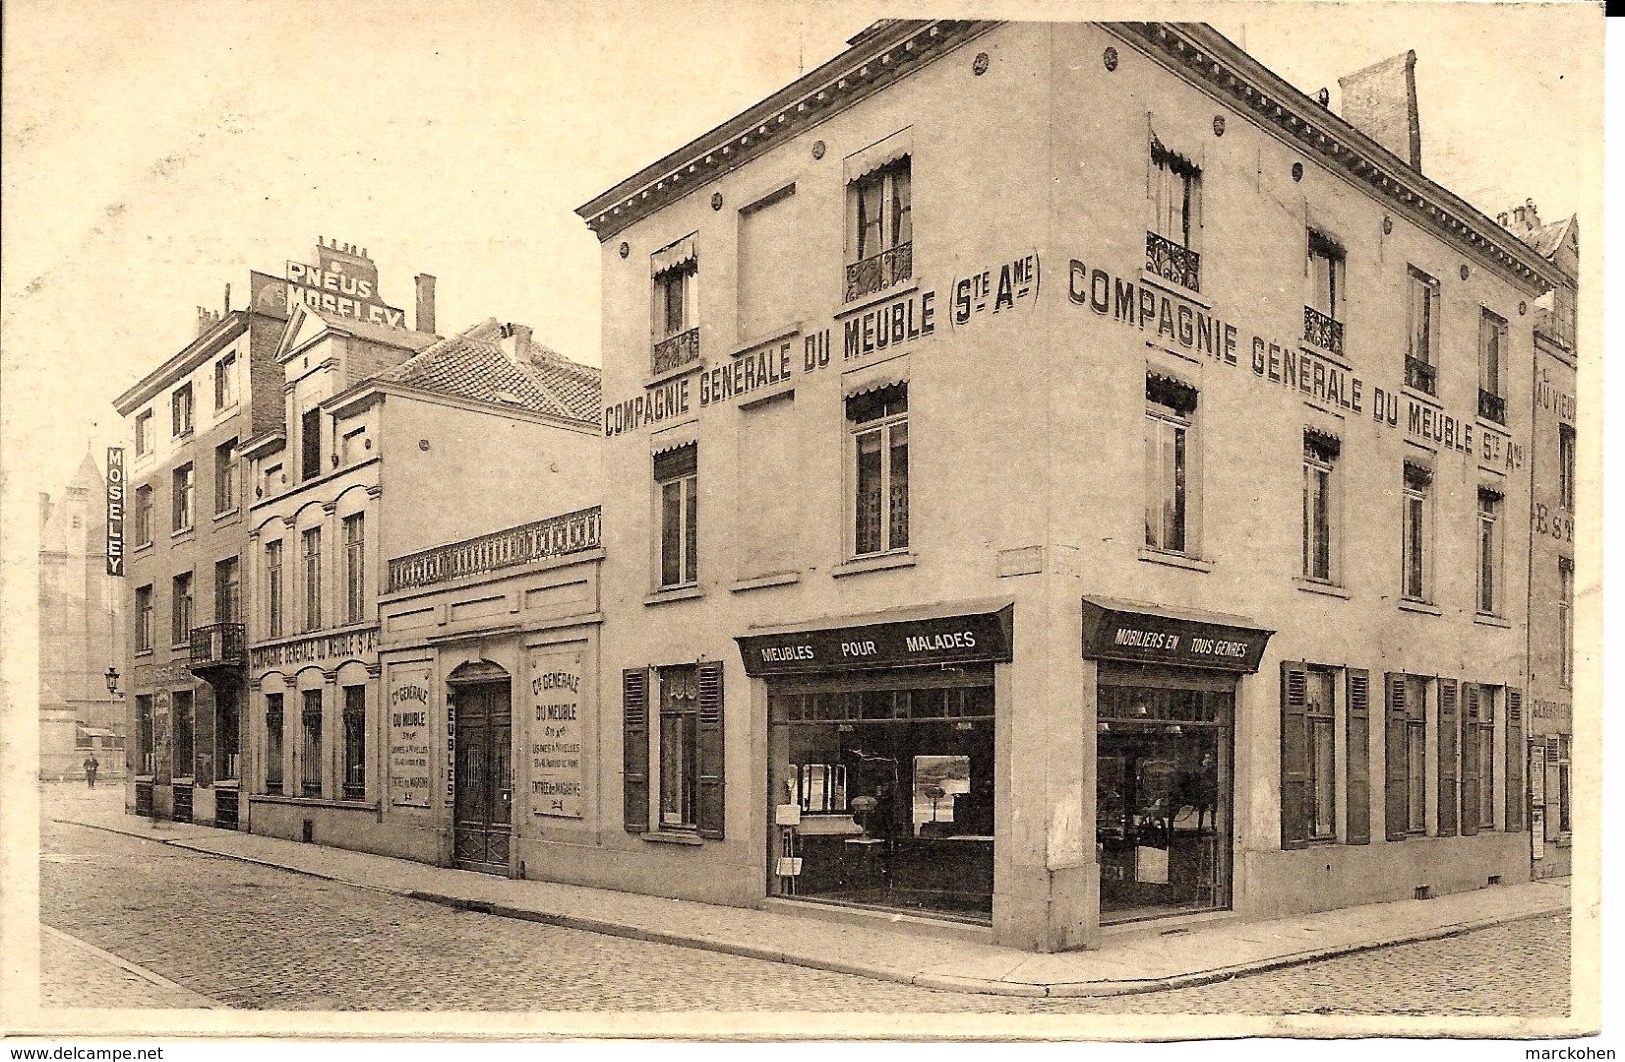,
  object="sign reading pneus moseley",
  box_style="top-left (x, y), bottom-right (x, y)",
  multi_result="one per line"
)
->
top-left (529, 646), bottom-right (584, 818)
top-left (388, 665), bottom-right (434, 808)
